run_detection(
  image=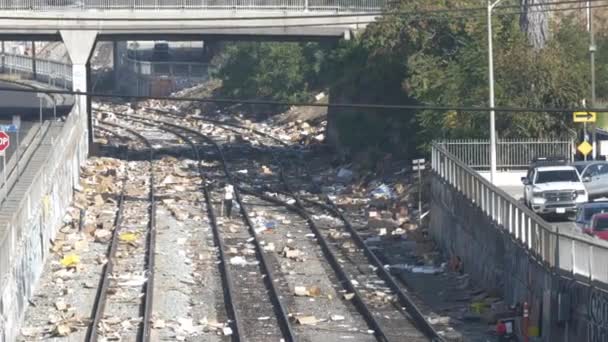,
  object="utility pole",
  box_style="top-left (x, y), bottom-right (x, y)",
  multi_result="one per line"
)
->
top-left (589, 1), bottom-right (597, 159)
top-left (487, 0), bottom-right (505, 183)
